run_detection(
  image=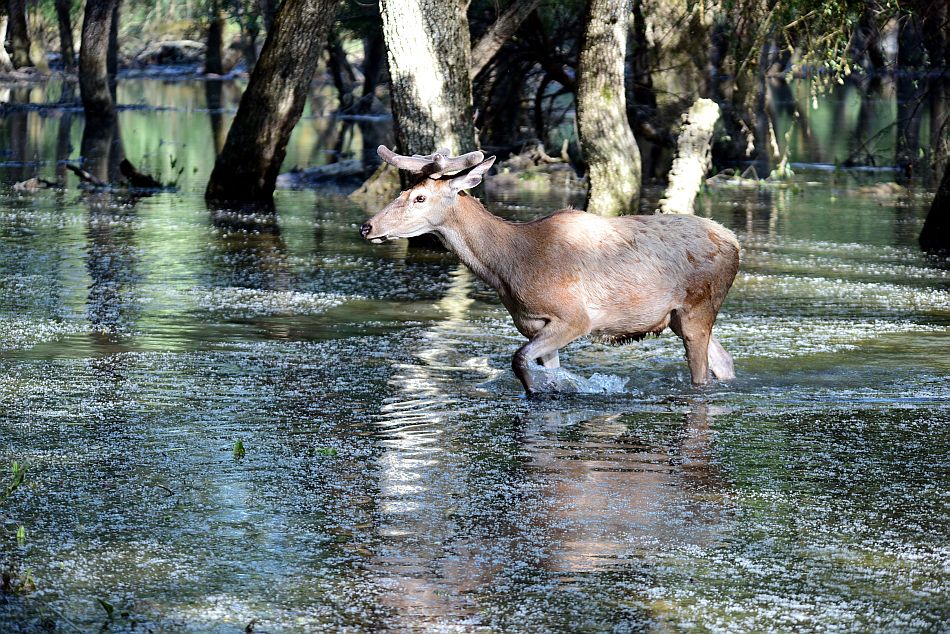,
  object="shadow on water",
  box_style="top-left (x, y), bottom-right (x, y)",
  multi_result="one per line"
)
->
top-left (0, 77), bottom-right (948, 631)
